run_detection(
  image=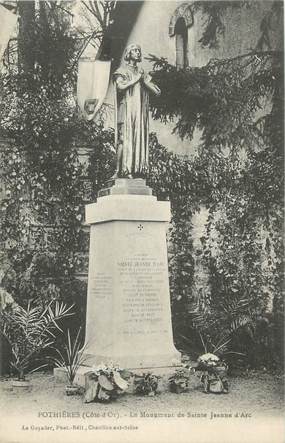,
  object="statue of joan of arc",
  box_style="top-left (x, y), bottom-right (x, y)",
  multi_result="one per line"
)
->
top-left (113, 44), bottom-right (161, 178)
